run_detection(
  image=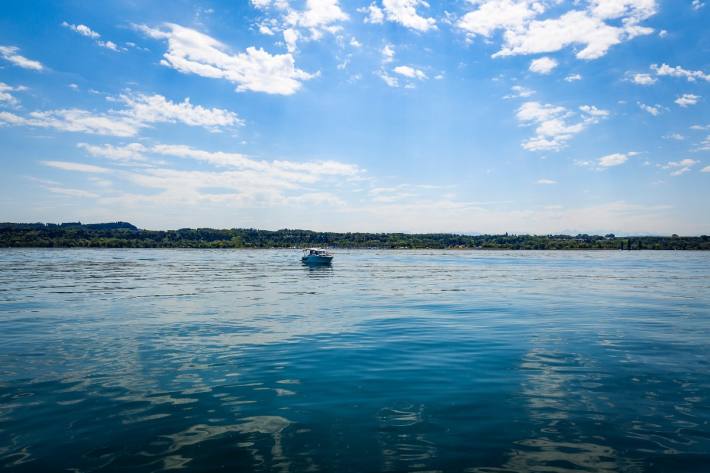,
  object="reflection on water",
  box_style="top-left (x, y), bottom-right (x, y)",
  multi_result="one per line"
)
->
top-left (302, 263), bottom-right (334, 278)
top-left (0, 249), bottom-right (709, 472)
